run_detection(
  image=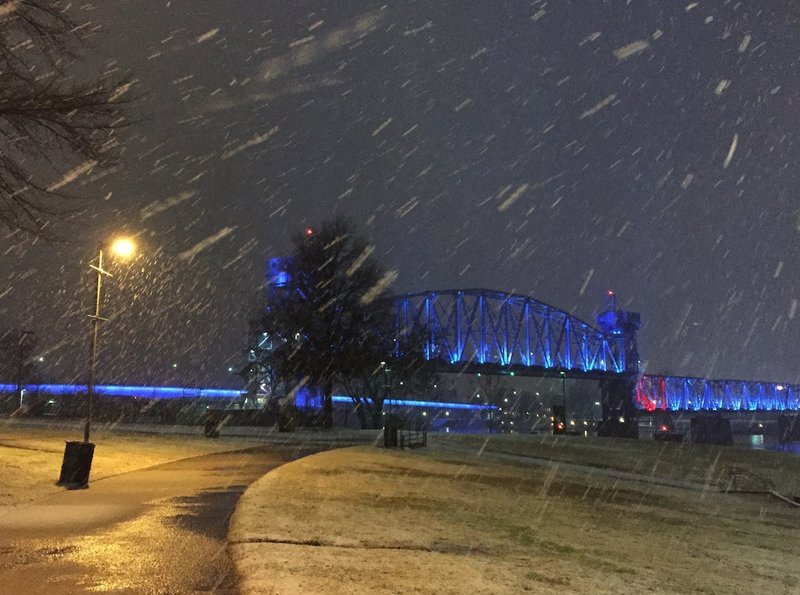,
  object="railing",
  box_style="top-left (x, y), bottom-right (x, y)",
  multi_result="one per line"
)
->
top-left (399, 427), bottom-right (427, 449)
top-left (384, 423), bottom-right (427, 448)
